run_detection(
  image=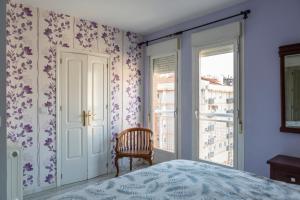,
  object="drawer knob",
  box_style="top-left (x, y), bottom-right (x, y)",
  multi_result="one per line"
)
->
top-left (290, 177), bottom-right (296, 183)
